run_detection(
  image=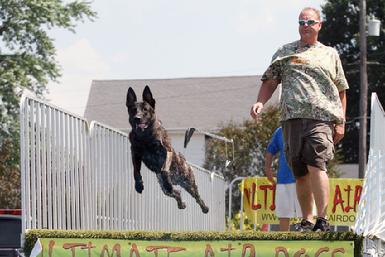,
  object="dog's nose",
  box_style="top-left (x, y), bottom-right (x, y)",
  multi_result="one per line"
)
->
top-left (134, 117), bottom-right (141, 123)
